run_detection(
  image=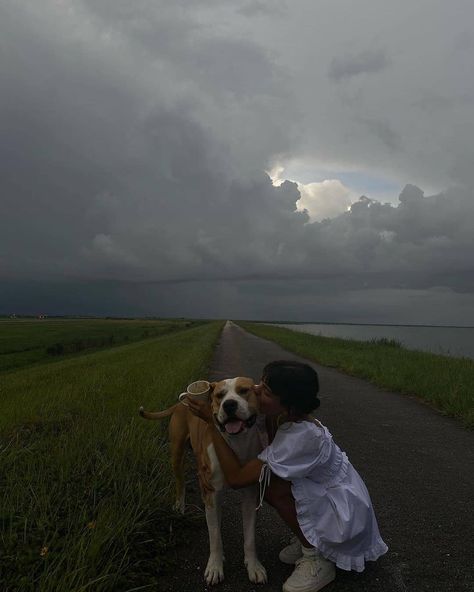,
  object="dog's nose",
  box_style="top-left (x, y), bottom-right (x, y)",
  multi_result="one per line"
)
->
top-left (223, 399), bottom-right (238, 416)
